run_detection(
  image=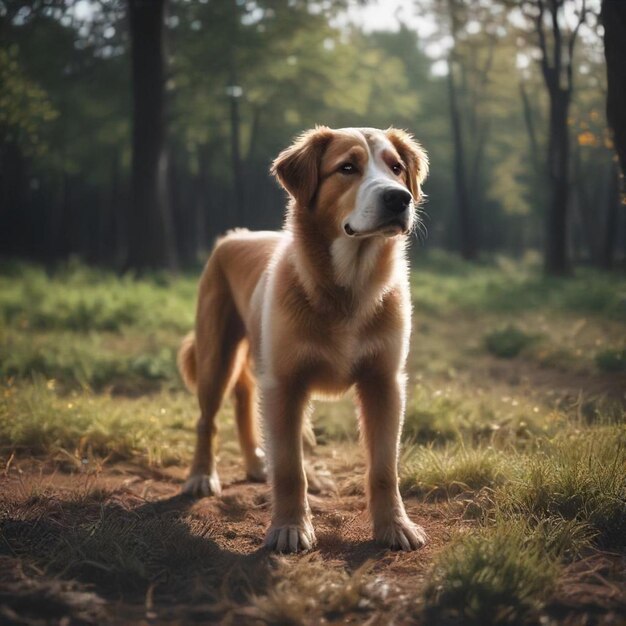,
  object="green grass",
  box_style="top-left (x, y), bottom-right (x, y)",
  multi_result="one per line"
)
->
top-left (0, 379), bottom-right (200, 466)
top-left (595, 347), bottom-right (626, 372)
top-left (0, 330), bottom-right (180, 391)
top-left (0, 261), bottom-right (196, 333)
top-left (484, 325), bottom-right (536, 358)
top-left (400, 444), bottom-right (511, 499)
top-left (419, 426), bottom-right (625, 624)
top-left (411, 250), bottom-right (626, 318)
top-left (501, 427), bottom-right (626, 550)
top-left (423, 519), bottom-right (562, 626)
top-left (402, 383), bottom-right (561, 448)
